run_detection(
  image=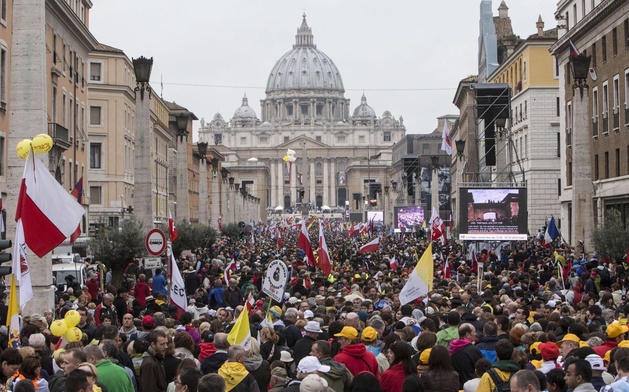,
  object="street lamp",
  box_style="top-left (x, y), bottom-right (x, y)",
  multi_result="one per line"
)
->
top-left (455, 139), bottom-right (466, 159)
top-left (229, 176), bottom-right (235, 187)
top-left (132, 56), bottom-right (153, 100)
top-left (197, 141), bottom-right (208, 161)
top-left (571, 54), bottom-right (591, 98)
top-left (176, 113), bottom-right (189, 142)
